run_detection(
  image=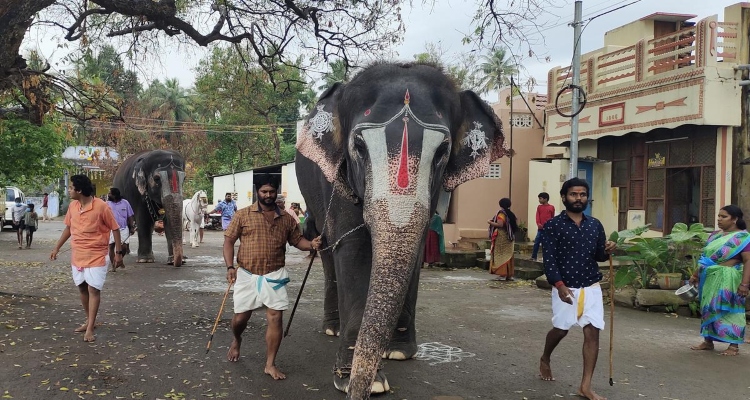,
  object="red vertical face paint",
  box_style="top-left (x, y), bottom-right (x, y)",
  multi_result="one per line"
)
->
top-left (397, 118), bottom-right (409, 189)
top-left (171, 169), bottom-right (178, 193)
